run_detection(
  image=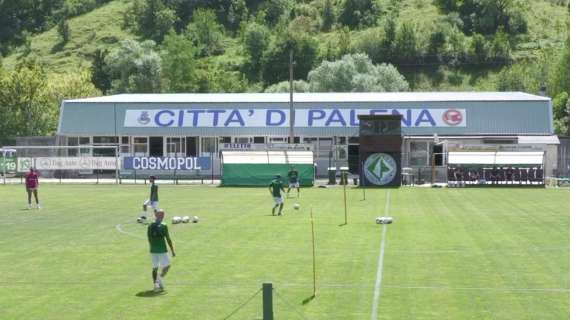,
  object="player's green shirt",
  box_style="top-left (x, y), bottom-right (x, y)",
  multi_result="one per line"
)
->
top-left (288, 170), bottom-right (299, 182)
top-left (150, 183), bottom-right (158, 202)
top-left (147, 222), bottom-right (169, 253)
top-left (269, 179), bottom-right (284, 197)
